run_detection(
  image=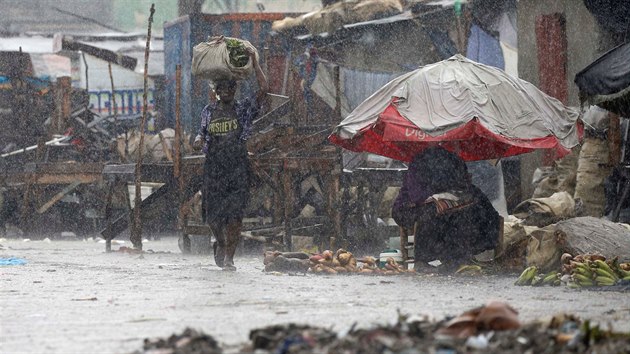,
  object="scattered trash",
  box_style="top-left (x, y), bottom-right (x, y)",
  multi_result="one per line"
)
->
top-left (436, 301), bottom-right (520, 338)
top-left (116, 246), bottom-right (143, 254)
top-left (428, 260), bottom-right (442, 267)
top-left (127, 317), bottom-right (166, 323)
top-left (465, 333), bottom-right (491, 349)
top-left (130, 305), bottom-right (630, 354)
top-left (71, 297), bottom-right (97, 301)
top-left (134, 327), bottom-right (221, 354)
top-left (0, 257), bottom-right (27, 266)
